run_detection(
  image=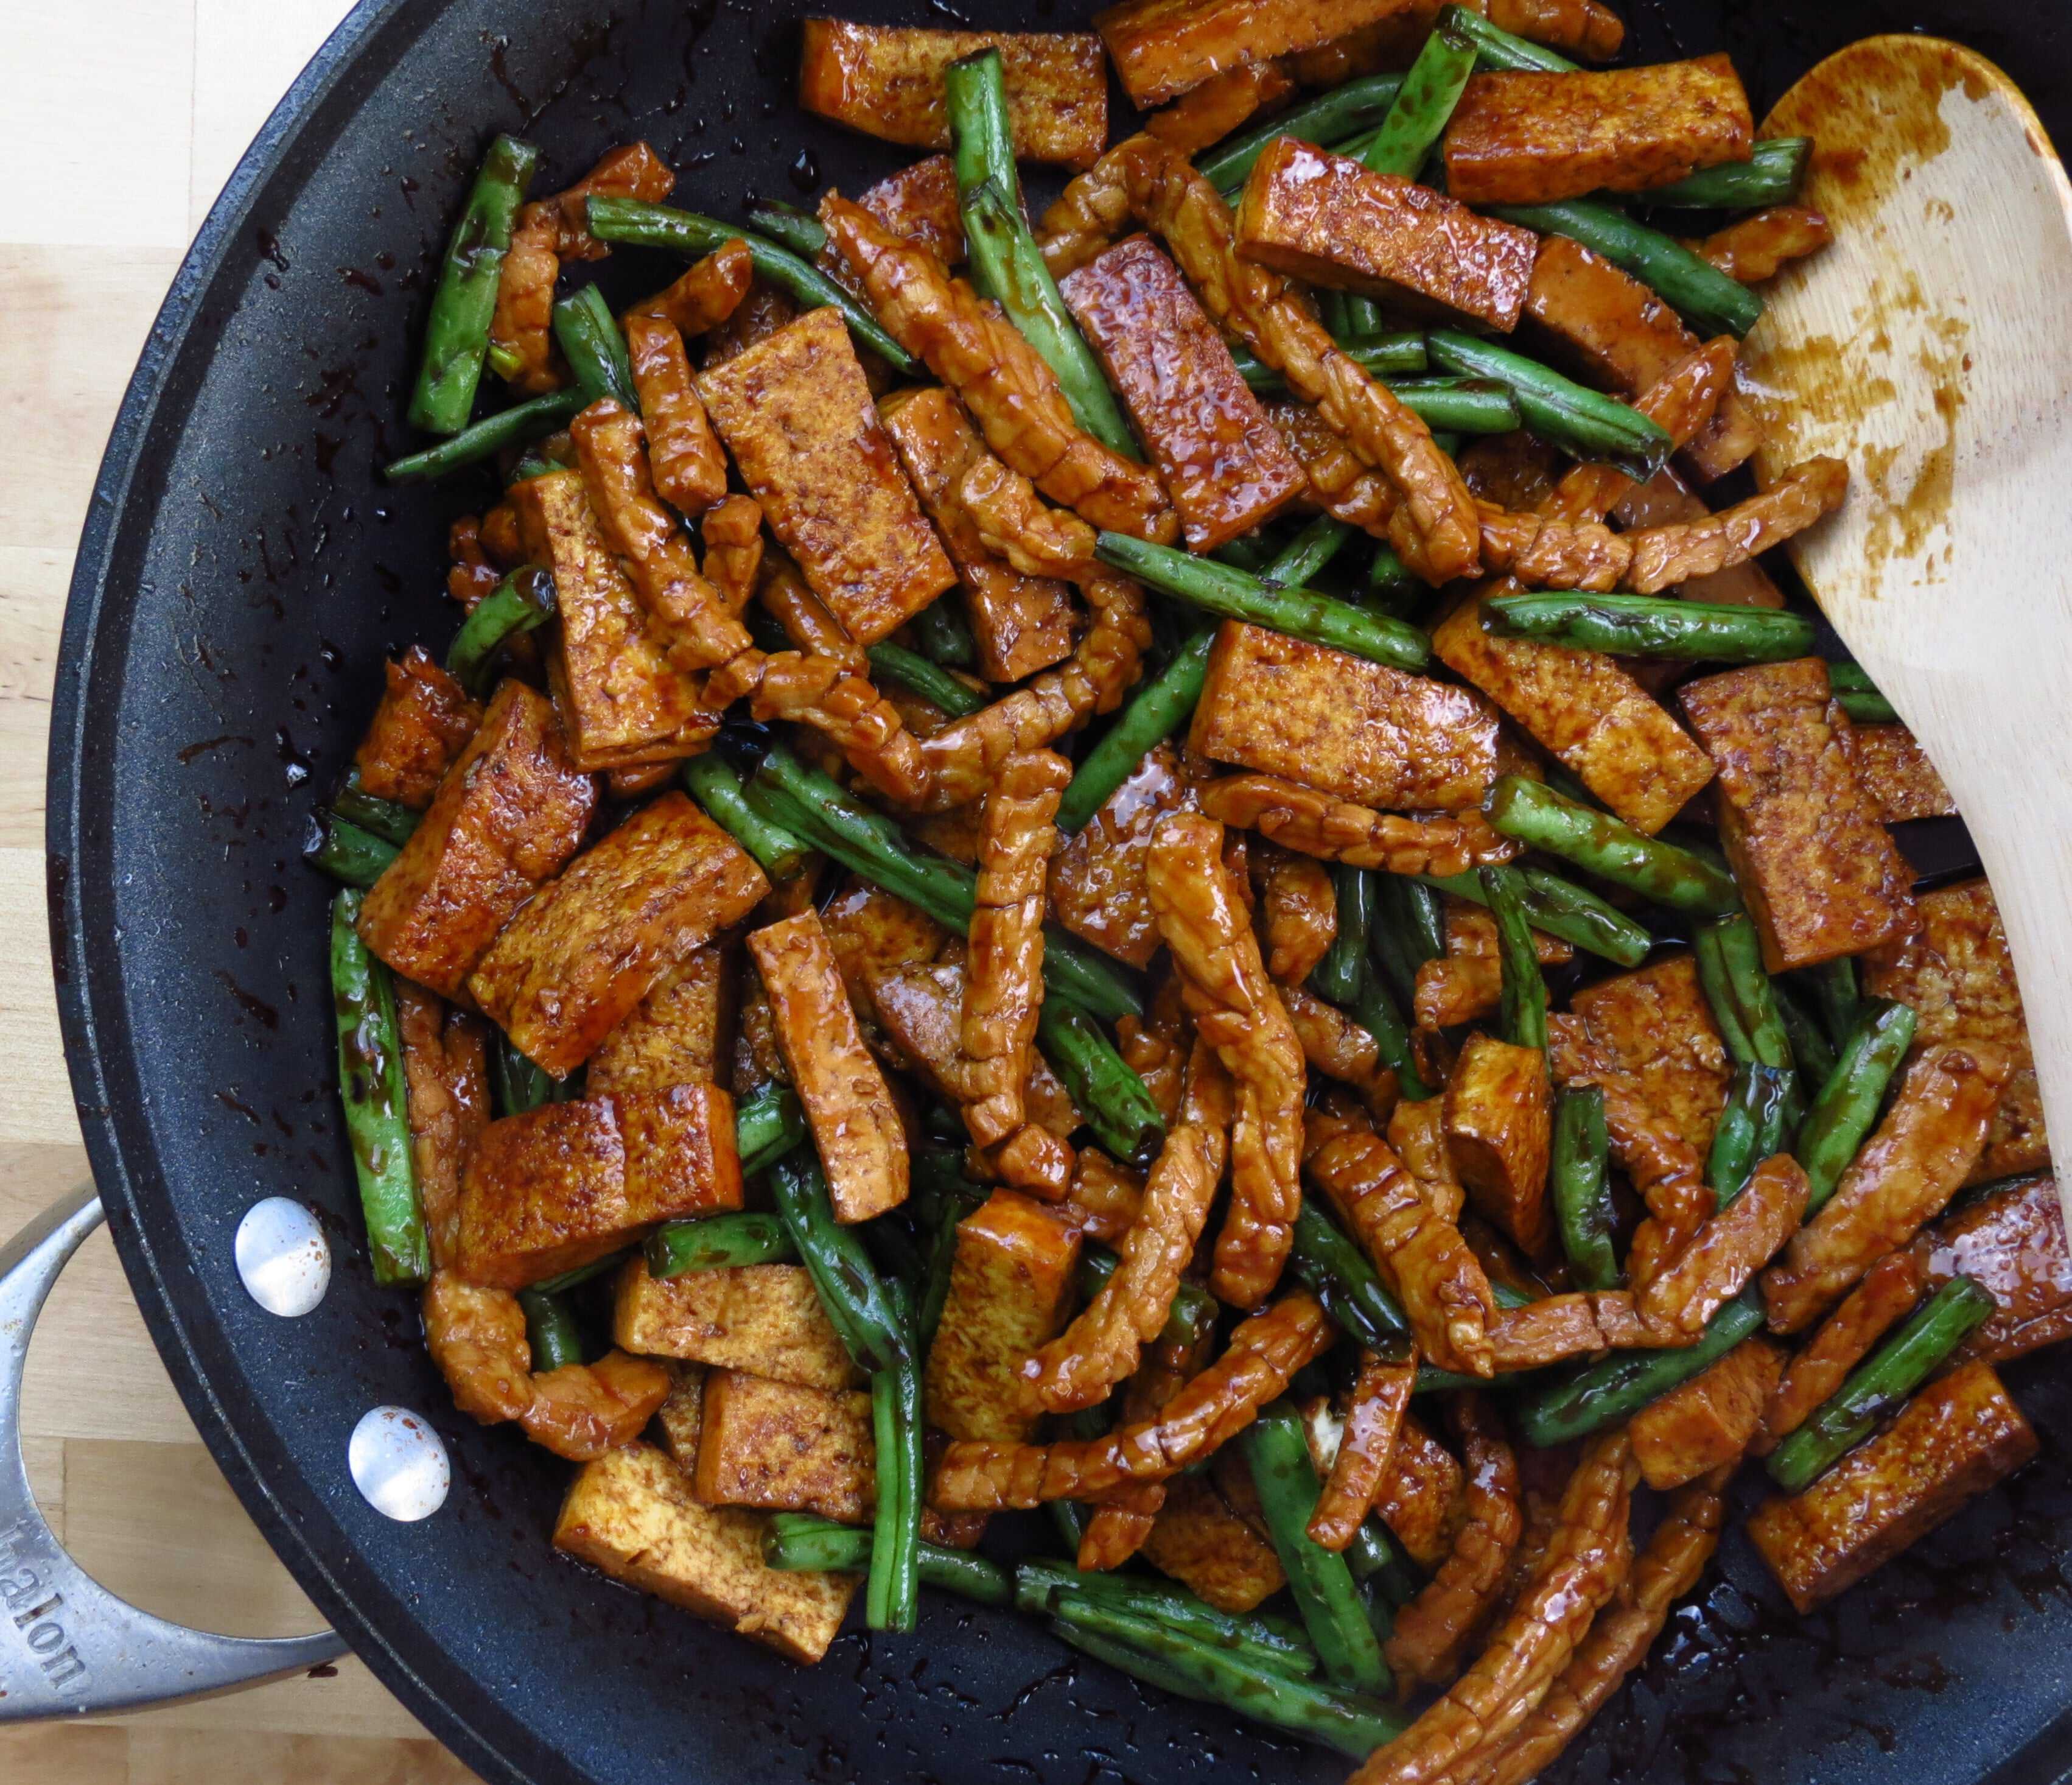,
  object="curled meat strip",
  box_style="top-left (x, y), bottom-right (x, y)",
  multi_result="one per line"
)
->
top-left (1267, 399), bottom-right (1398, 531)
top-left (1636, 1154), bottom-right (1810, 1342)
top-left (631, 239), bottom-right (755, 339)
top-left (1038, 142), bottom-right (1140, 279)
top-left (701, 494), bottom-right (765, 613)
top-left (546, 142), bottom-right (675, 260)
top-left (1754, 1247), bottom-right (1927, 1454)
top-left (1256, 847), bottom-right (1337, 986)
top-left (821, 194), bottom-right (1177, 542)
top-left (489, 204), bottom-right (563, 393)
top-left (1147, 814), bottom-right (1306, 1308)
top-left (1116, 971), bottom-right (1189, 1127)
top-left (1199, 774), bottom-right (1518, 877)
top-left (624, 310), bottom-right (729, 517)
top-left (747, 652), bottom-right (932, 805)
top-left (1309, 1352), bottom-right (1417, 1551)
top-left (395, 983), bottom-right (489, 1273)
top-left (1484, 1291), bottom-right (1653, 1370)
top-left (1076, 1303), bottom-right (1219, 1571)
top-left (1281, 984), bottom-right (1399, 1120)
top-left (758, 553), bottom-right (866, 672)
top-left (959, 453), bottom-right (1101, 580)
top-left (521, 1350), bottom-right (675, 1458)
top-left (927, 1292), bottom-right (1334, 1511)
top-left (1063, 1148), bottom-right (1147, 1243)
